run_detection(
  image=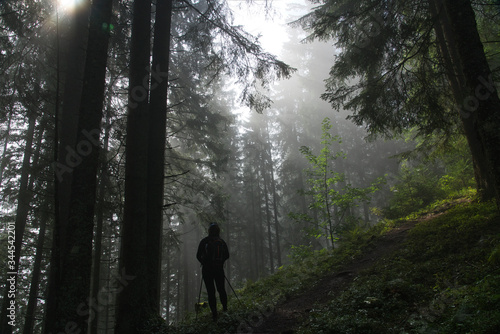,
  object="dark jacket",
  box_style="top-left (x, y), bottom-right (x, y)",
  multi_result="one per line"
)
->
top-left (196, 236), bottom-right (229, 267)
